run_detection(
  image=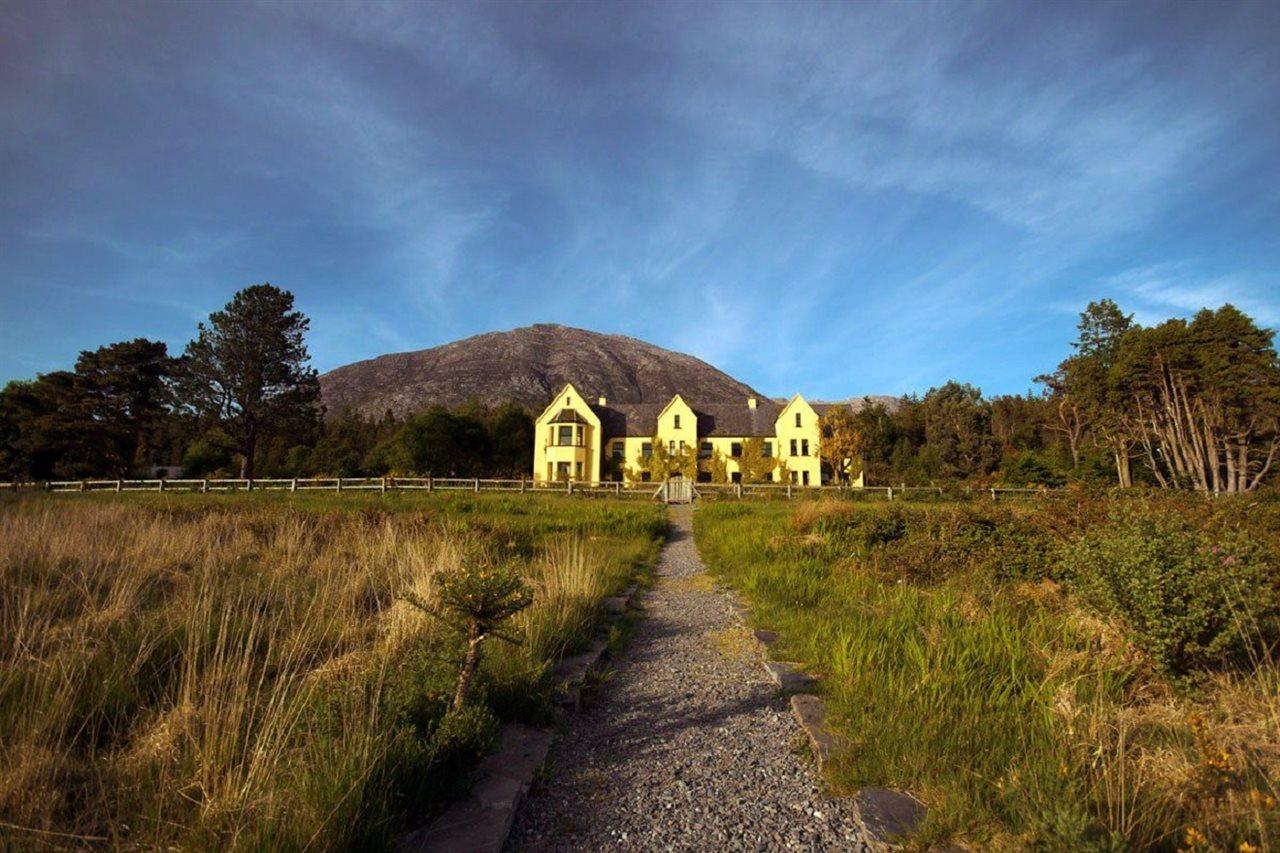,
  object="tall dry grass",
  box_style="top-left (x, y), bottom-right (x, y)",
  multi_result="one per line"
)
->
top-left (0, 494), bottom-right (662, 849)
